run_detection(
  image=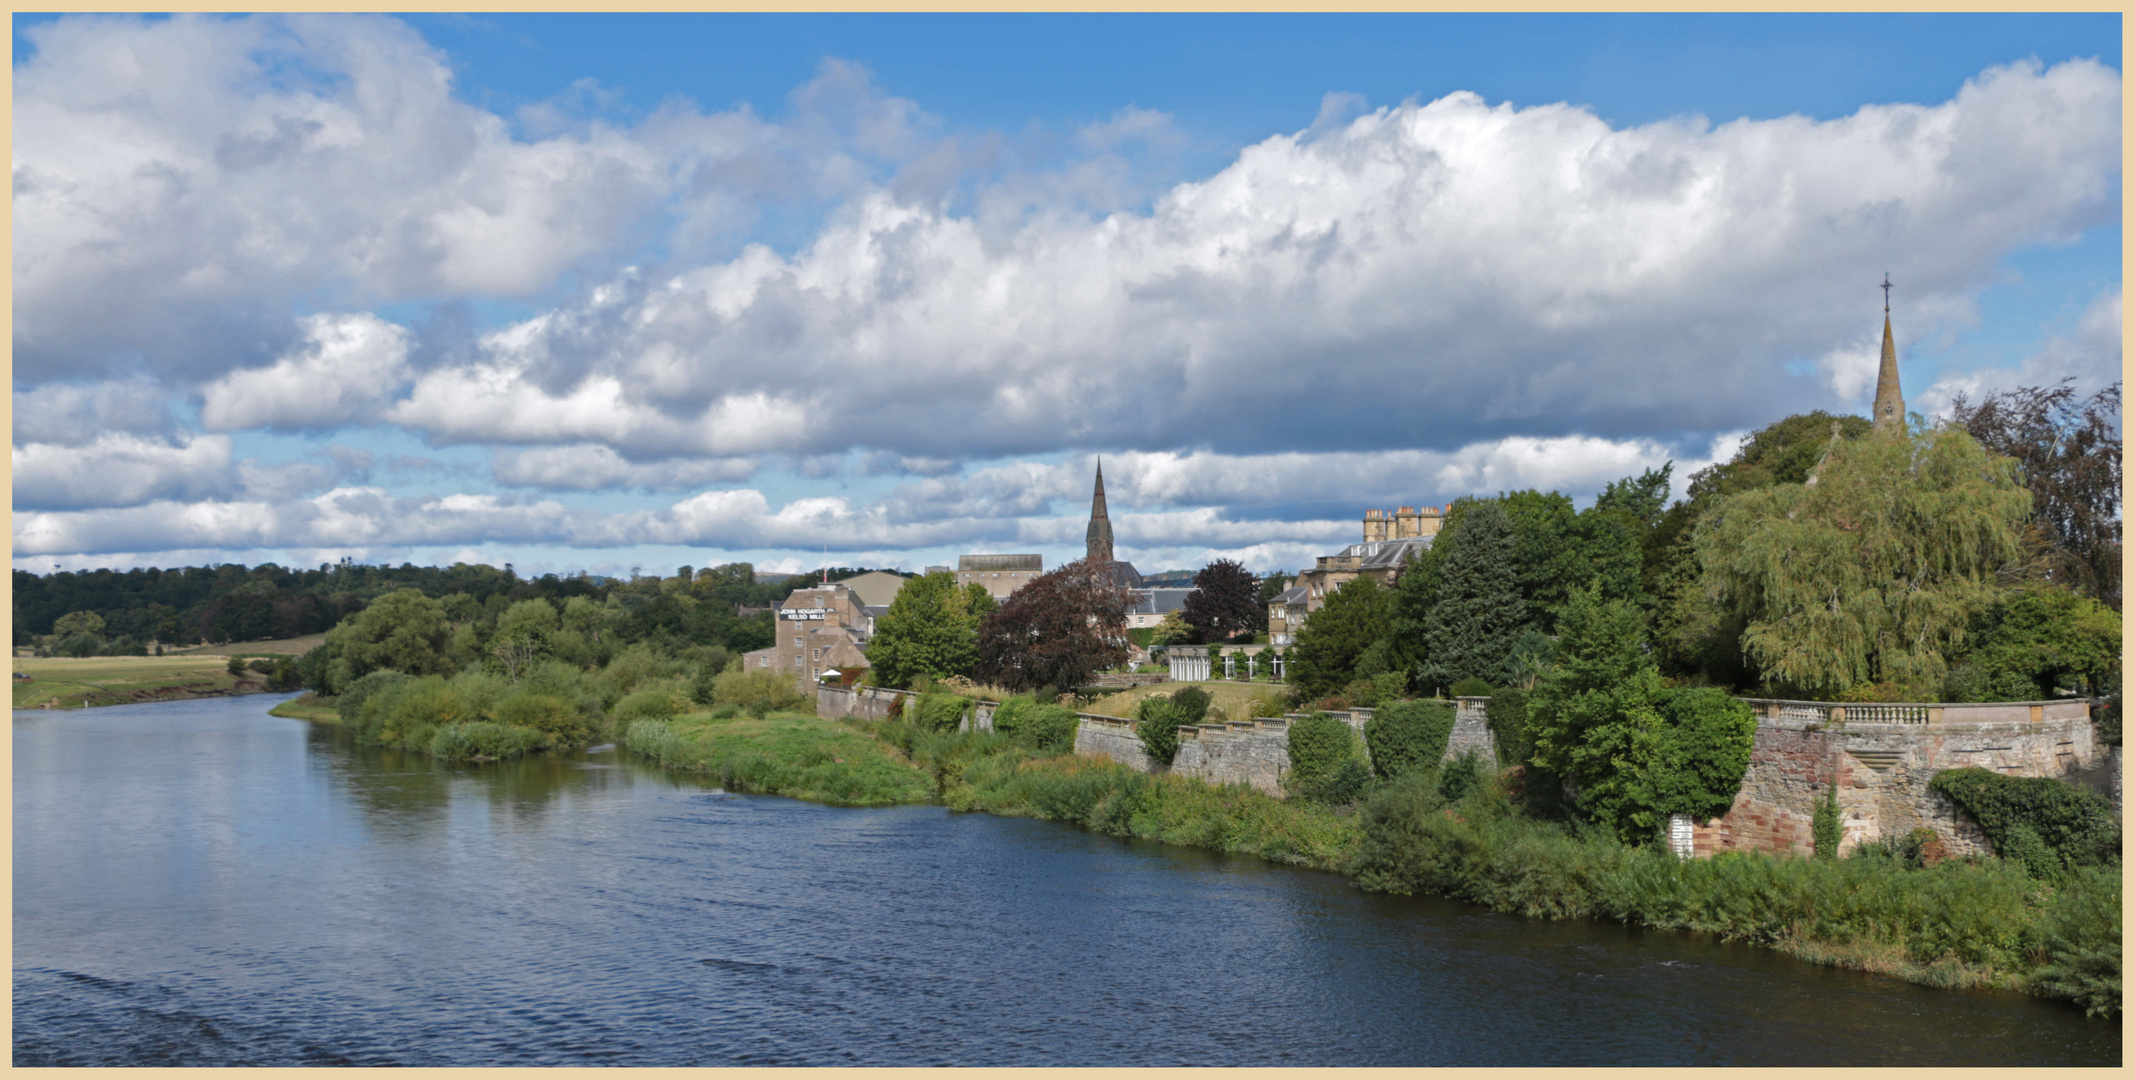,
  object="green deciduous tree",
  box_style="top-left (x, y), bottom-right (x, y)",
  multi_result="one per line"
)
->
top-left (51, 610), bottom-right (105, 639)
top-left (1950, 380), bottom-right (2122, 608)
top-left (1948, 584), bottom-right (2122, 701)
top-left (320, 588), bottom-right (456, 694)
top-left (1527, 585), bottom-right (1755, 840)
top-left (866, 571), bottom-right (991, 689)
top-left (1287, 575), bottom-right (1392, 702)
top-left (1695, 426), bottom-right (2031, 698)
top-left (490, 598), bottom-right (559, 680)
